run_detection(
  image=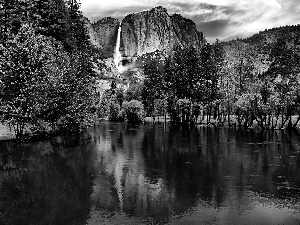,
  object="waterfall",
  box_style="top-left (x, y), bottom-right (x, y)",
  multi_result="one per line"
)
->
top-left (114, 25), bottom-right (122, 72)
